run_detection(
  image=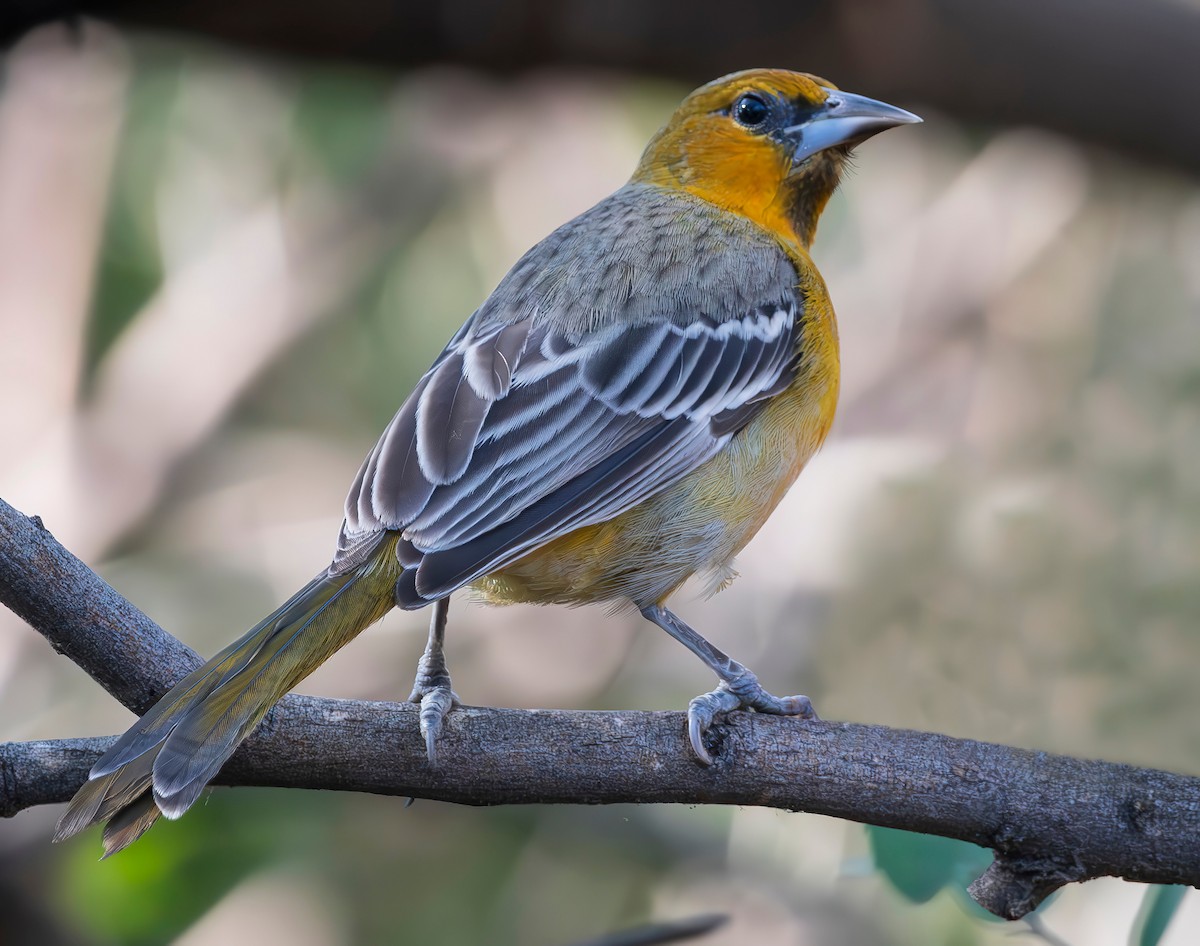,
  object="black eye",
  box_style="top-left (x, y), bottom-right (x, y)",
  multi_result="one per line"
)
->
top-left (733, 93), bottom-right (770, 128)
